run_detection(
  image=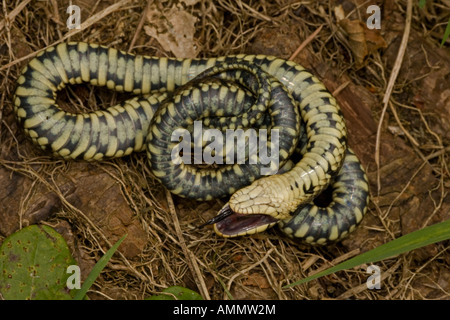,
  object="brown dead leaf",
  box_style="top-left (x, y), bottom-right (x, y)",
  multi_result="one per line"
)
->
top-left (242, 273), bottom-right (271, 289)
top-left (333, 4), bottom-right (345, 21)
top-left (365, 27), bottom-right (388, 55)
top-left (144, 5), bottom-right (198, 58)
top-left (339, 18), bottom-right (387, 68)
